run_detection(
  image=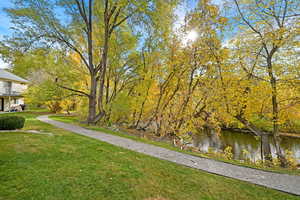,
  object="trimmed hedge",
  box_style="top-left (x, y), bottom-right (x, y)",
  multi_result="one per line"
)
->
top-left (0, 116), bottom-right (25, 130)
